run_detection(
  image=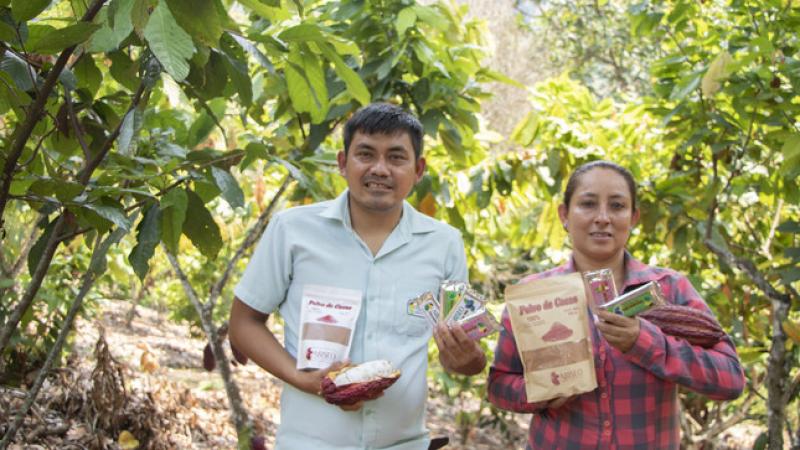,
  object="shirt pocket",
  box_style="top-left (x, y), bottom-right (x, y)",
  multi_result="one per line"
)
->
top-left (392, 285), bottom-right (431, 337)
